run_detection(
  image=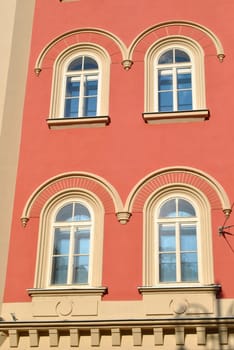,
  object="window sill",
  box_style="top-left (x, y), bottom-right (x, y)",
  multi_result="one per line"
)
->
top-left (47, 116), bottom-right (110, 129)
top-left (138, 285), bottom-right (221, 316)
top-left (142, 109), bottom-right (210, 125)
top-left (138, 284), bottom-right (221, 295)
top-left (28, 287), bottom-right (107, 297)
top-left (28, 287), bottom-right (107, 317)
